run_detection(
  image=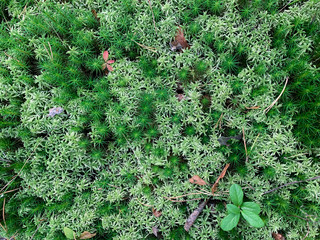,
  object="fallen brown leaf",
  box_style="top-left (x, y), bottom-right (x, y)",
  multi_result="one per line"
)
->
top-left (245, 106), bottom-right (260, 110)
top-left (272, 232), bottom-right (285, 240)
top-left (80, 231), bottom-right (96, 239)
top-left (184, 200), bottom-right (208, 232)
top-left (211, 164), bottom-right (230, 195)
top-left (170, 26), bottom-right (190, 52)
top-left (152, 208), bottom-right (162, 217)
top-left (189, 175), bottom-right (207, 186)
